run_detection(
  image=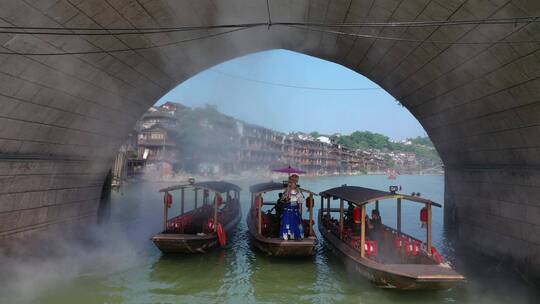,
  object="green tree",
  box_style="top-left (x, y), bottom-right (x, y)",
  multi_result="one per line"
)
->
top-left (333, 131), bottom-right (392, 150)
top-left (332, 131), bottom-right (441, 164)
top-left (309, 131), bottom-right (320, 138)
